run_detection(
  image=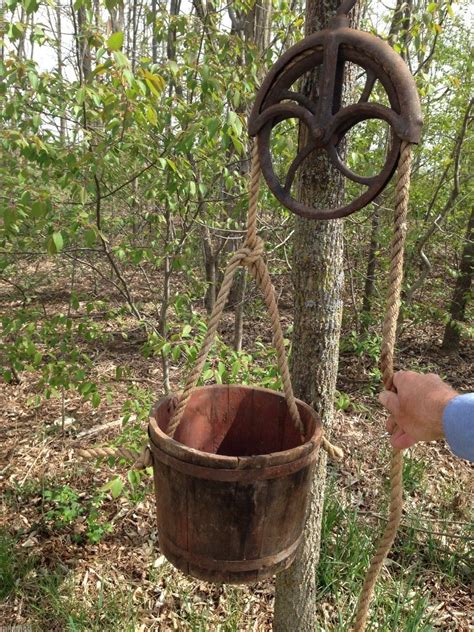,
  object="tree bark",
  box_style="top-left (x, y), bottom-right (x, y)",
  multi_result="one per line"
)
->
top-left (441, 206), bottom-right (473, 352)
top-left (273, 0), bottom-right (358, 628)
top-left (361, 202), bottom-right (381, 326)
top-left (202, 224), bottom-right (219, 313)
top-left (109, 0), bottom-right (125, 34)
top-left (77, 5), bottom-right (92, 82)
top-left (55, 1), bottom-right (66, 142)
top-left (151, 0), bottom-right (158, 63)
top-left (0, 0), bottom-right (5, 63)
